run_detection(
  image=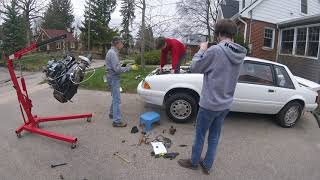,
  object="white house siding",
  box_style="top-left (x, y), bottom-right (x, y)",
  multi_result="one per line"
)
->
top-left (241, 0), bottom-right (320, 23)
